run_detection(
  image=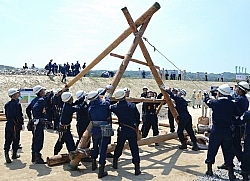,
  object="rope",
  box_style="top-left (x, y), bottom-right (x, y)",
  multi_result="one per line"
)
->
top-left (143, 37), bottom-right (209, 92)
